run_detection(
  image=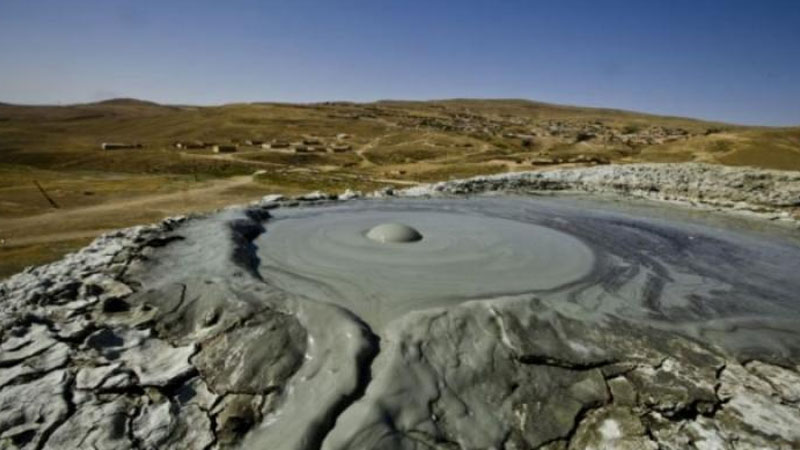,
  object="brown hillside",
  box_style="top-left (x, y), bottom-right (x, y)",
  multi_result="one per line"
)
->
top-left (1, 98), bottom-right (798, 276)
